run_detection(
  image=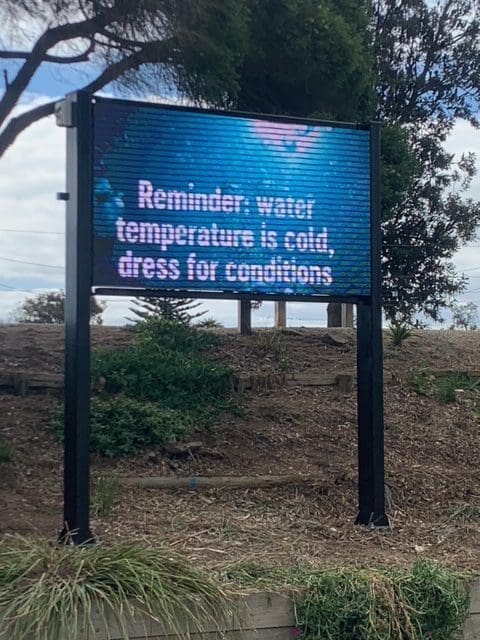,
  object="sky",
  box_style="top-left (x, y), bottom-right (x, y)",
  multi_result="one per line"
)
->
top-left (0, 63), bottom-right (479, 328)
